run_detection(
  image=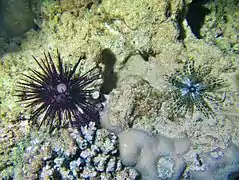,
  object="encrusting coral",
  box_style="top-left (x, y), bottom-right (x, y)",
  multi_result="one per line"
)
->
top-left (118, 128), bottom-right (191, 180)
